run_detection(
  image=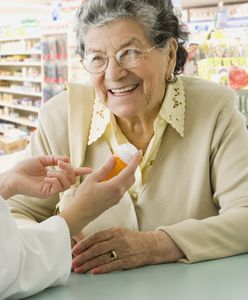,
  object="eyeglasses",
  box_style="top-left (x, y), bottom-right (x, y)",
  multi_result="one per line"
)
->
top-left (81, 45), bottom-right (157, 74)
